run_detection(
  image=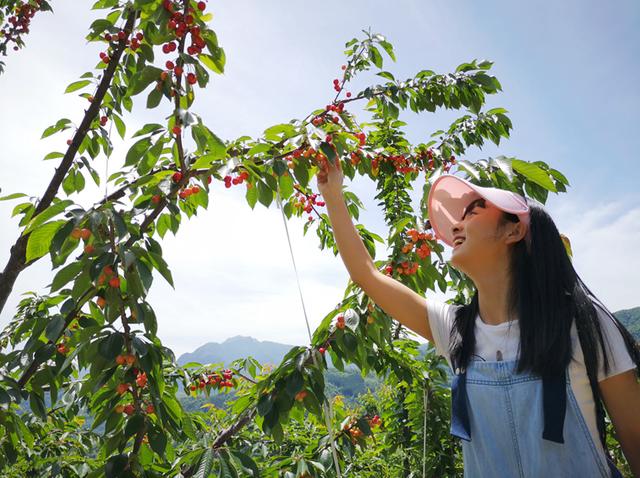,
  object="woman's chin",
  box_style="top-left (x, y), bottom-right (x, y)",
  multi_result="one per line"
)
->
top-left (449, 246), bottom-right (467, 269)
